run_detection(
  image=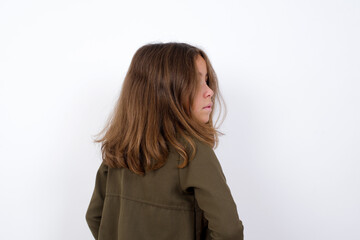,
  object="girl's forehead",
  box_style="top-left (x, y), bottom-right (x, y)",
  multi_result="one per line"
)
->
top-left (195, 56), bottom-right (207, 76)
